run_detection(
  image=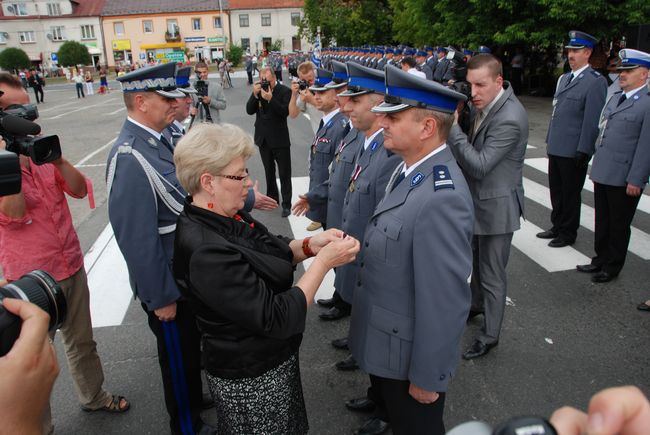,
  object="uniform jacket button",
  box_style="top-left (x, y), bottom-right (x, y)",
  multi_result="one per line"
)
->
top-left (392, 327), bottom-right (399, 333)
top-left (439, 374), bottom-right (446, 380)
top-left (365, 241), bottom-right (369, 247)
